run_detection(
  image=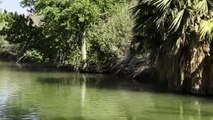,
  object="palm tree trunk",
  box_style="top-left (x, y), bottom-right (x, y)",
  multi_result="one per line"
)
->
top-left (157, 42), bottom-right (213, 95)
